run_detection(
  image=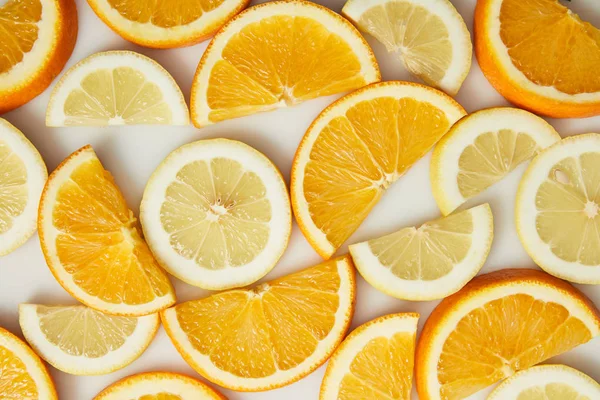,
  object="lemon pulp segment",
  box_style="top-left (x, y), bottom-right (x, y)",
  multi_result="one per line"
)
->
top-left (517, 383), bottom-right (590, 400)
top-left (0, 139), bottom-right (27, 234)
